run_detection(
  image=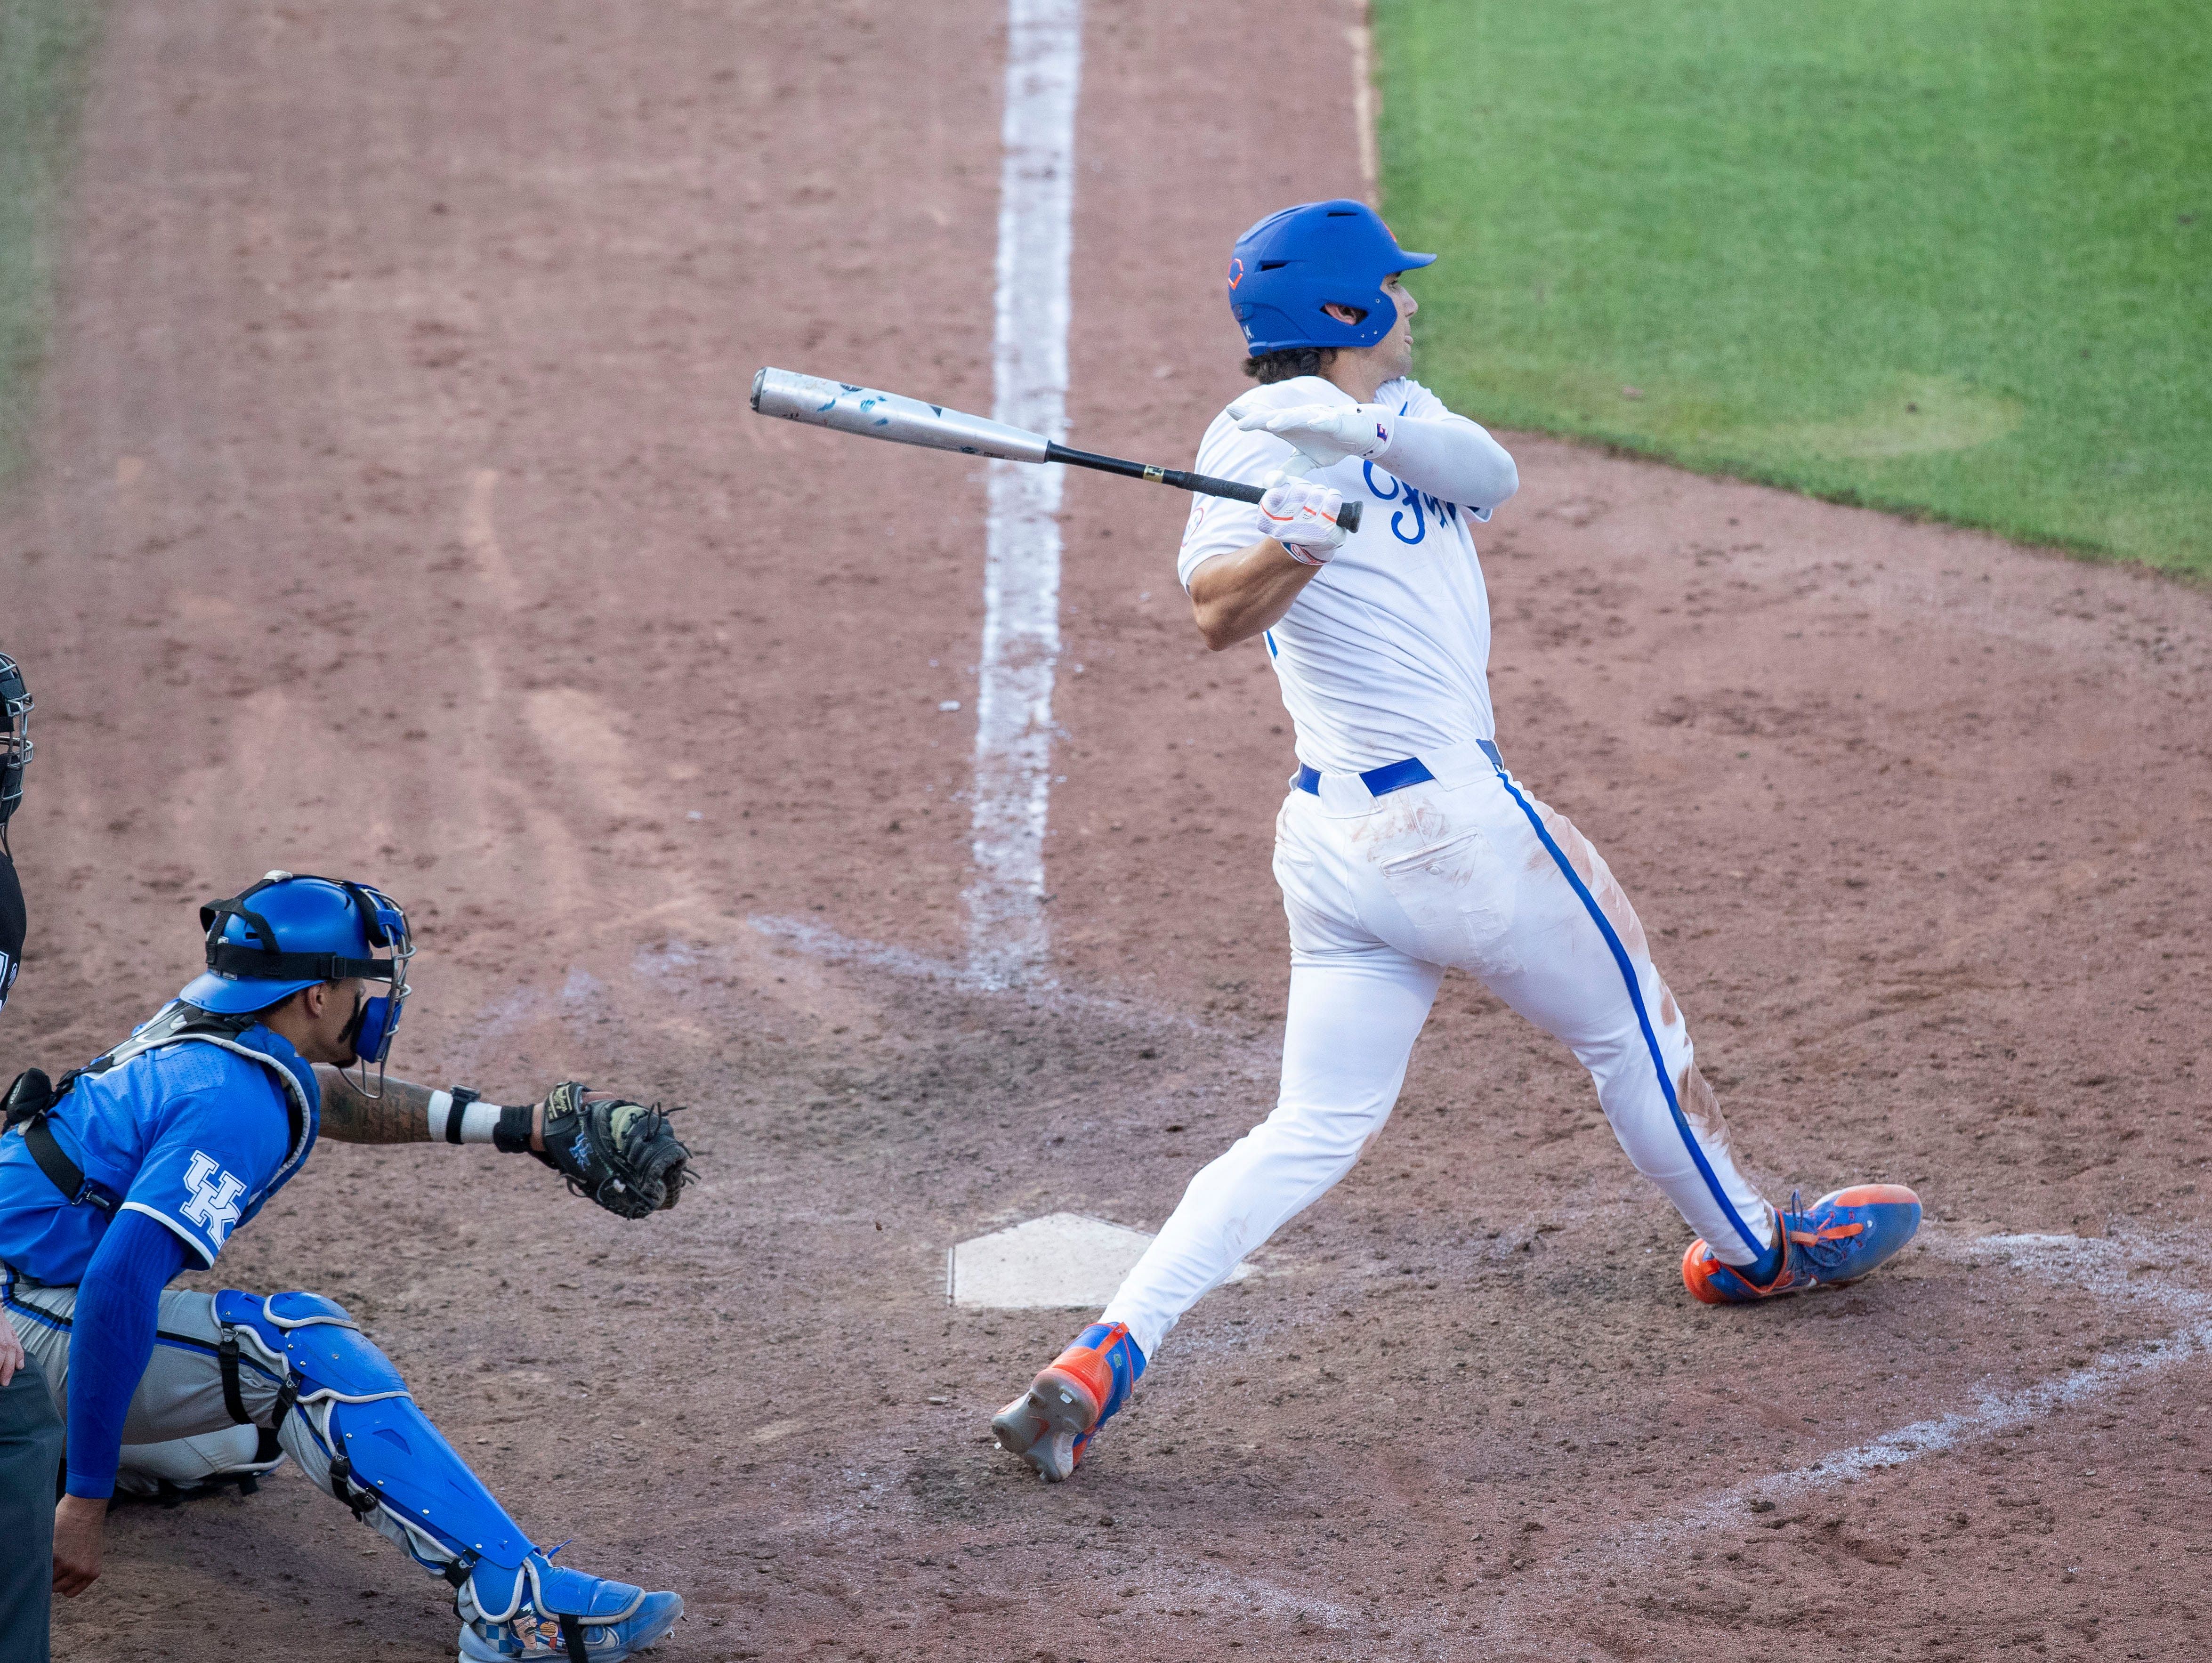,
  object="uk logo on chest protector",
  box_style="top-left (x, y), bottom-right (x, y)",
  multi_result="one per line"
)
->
top-left (179, 1150), bottom-right (247, 1245)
